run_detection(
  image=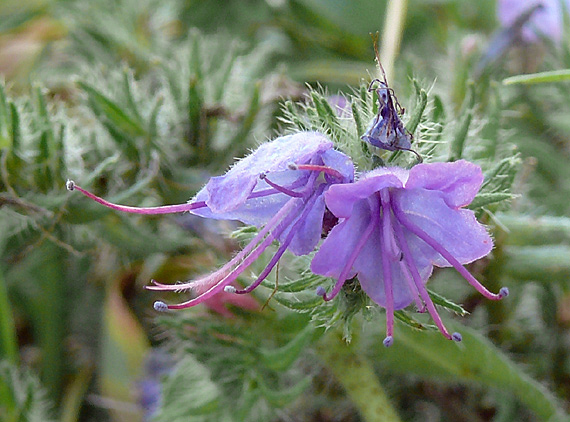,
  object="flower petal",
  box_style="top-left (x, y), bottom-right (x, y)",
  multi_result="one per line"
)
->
top-left (404, 160), bottom-right (484, 208)
top-left (197, 132), bottom-right (333, 214)
top-left (283, 194), bottom-right (326, 256)
top-left (324, 168), bottom-right (405, 218)
top-left (392, 187), bottom-right (493, 266)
